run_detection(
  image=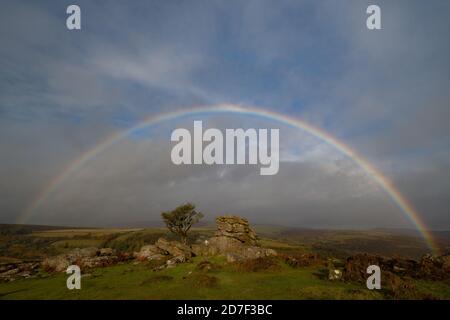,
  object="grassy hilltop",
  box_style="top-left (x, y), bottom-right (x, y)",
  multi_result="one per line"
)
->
top-left (0, 224), bottom-right (449, 300)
